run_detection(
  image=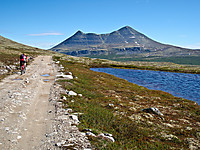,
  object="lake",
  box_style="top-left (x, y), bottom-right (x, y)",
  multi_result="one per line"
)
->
top-left (90, 68), bottom-right (200, 105)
